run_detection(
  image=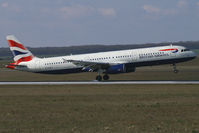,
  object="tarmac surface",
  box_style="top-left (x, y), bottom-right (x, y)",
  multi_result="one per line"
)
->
top-left (0, 81), bottom-right (199, 85)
